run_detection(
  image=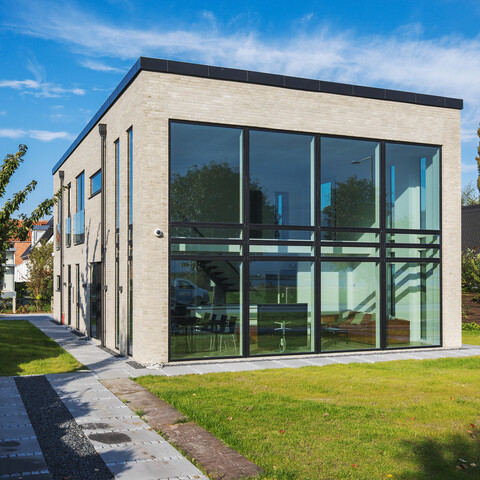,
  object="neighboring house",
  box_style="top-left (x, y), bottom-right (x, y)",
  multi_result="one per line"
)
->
top-left (462, 204), bottom-right (480, 251)
top-left (16, 218), bottom-right (54, 282)
top-left (52, 57), bottom-right (462, 365)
